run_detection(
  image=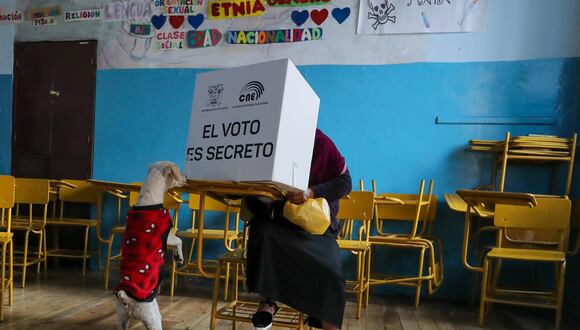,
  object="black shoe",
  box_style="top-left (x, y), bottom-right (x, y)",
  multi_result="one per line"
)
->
top-left (252, 311), bottom-right (272, 330)
top-left (252, 301), bottom-right (278, 330)
top-left (306, 316), bottom-right (323, 329)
